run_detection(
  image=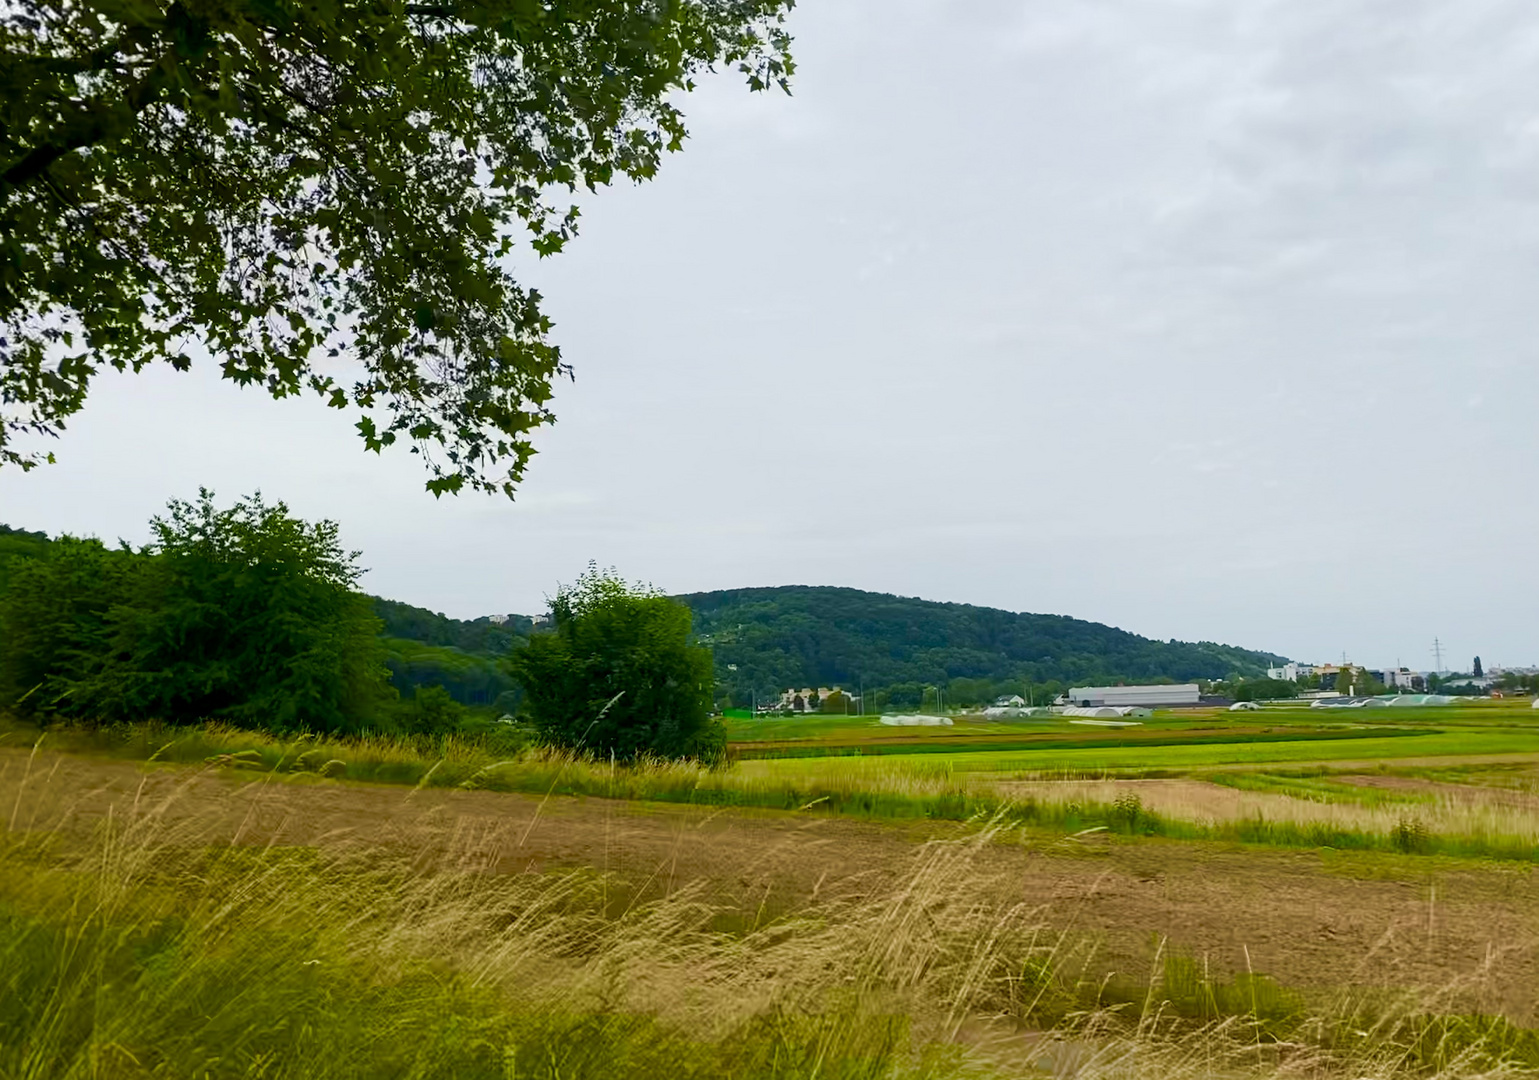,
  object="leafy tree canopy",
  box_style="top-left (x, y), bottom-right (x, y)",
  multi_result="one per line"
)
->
top-left (1, 0), bottom-right (792, 494)
top-left (0, 521), bottom-right (52, 592)
top-left (509, 563), bottom-right (720, 761)
top-left (0, 490), bottom-right (390, 729)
